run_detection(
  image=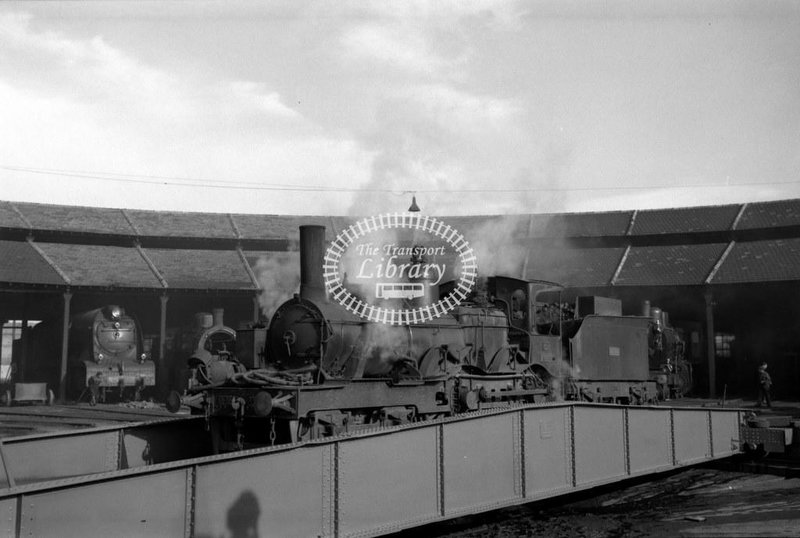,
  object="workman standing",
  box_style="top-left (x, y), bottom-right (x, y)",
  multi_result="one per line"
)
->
top-left (756, 362), bottom-right (772, 408)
